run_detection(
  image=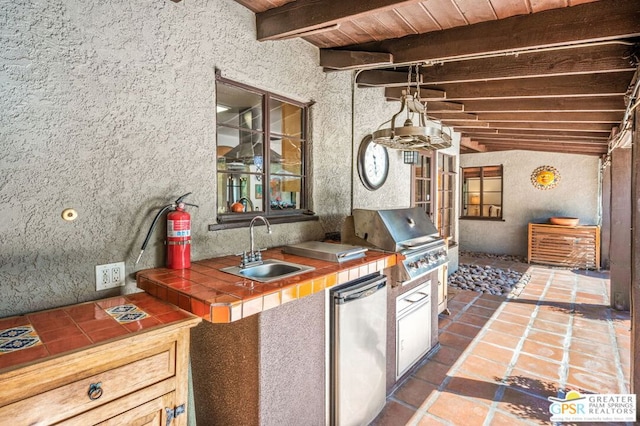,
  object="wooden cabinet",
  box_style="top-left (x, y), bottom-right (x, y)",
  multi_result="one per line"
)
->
top-left (528, 223), bottom-right (600, 270)
top-left (0, 313), bottom-right (199, 425)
